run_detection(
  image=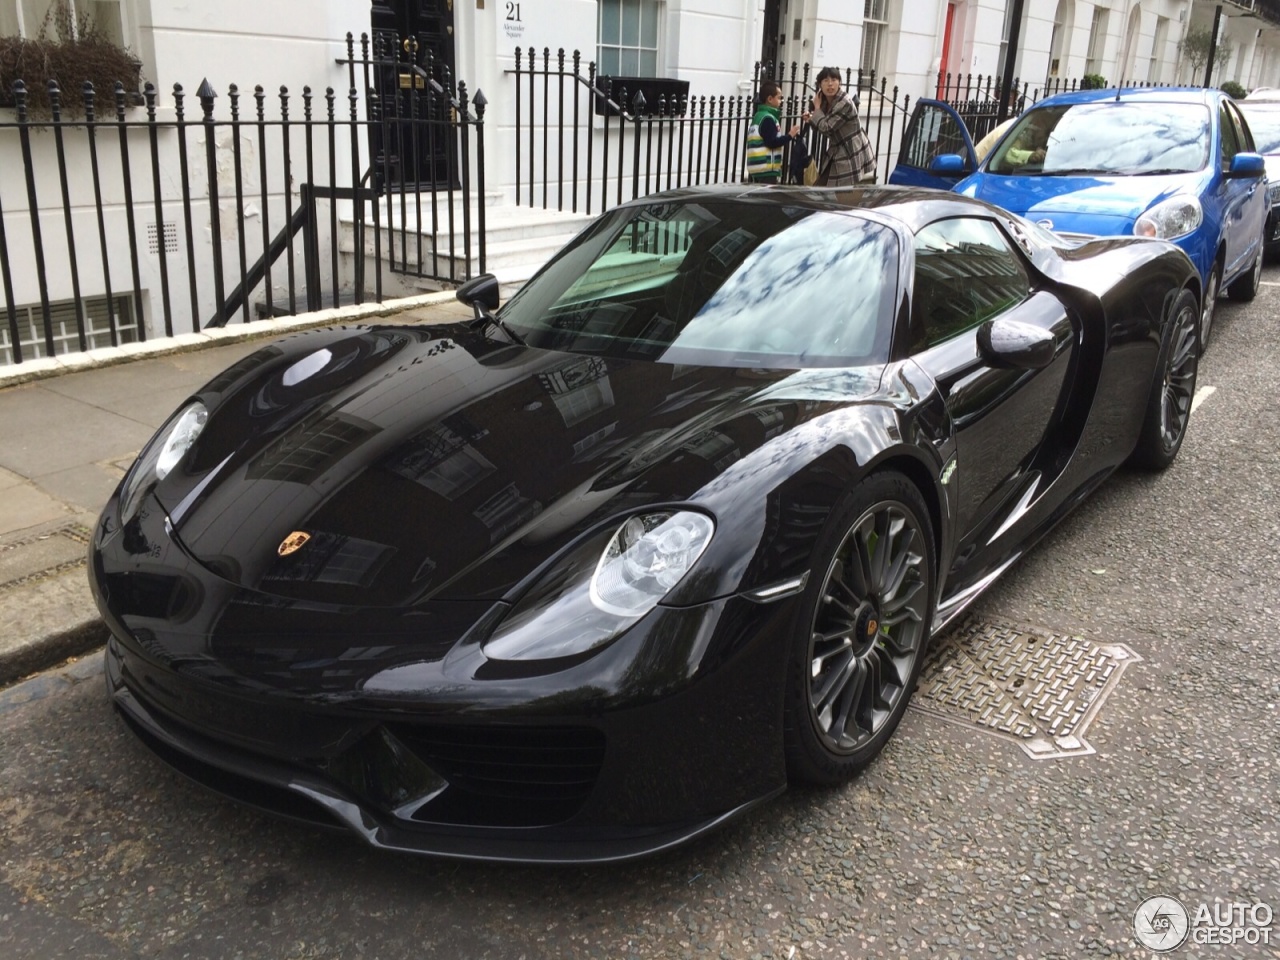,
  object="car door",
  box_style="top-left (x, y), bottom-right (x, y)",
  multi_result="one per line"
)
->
top-left (888, 99), bottom-right (978, 188)
top-left (1215, 99), bottom-right (1261, 279)
top-left (1222, 100), bottom-right (1267, 273)
top-left (906, 215), bottom-right (1077, 585)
